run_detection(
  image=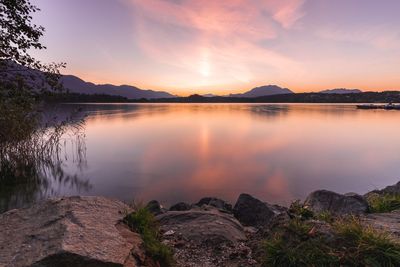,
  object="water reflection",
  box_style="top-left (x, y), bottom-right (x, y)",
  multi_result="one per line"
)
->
top-left (0, 156), bottom-right (91, 212)
top-left (0, 106), bottom-right (91, 212)
top-left (3, 103), bottom-right (400, 210)
top-left (54, 103), bottom-right (399, 207)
